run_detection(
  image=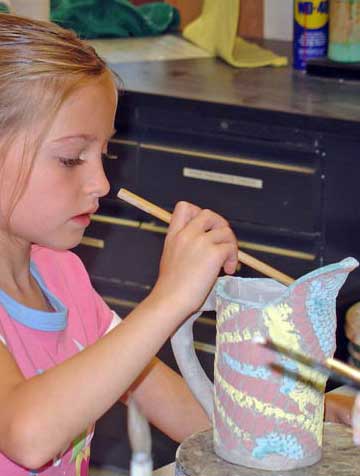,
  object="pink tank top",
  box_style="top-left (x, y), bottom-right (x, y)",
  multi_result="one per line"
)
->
top-left (0, 246), bottom-right (113, 475)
